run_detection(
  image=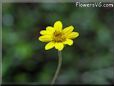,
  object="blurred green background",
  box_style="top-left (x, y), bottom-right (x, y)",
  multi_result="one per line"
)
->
top-left (2, 3), bottom-right (114, 85)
